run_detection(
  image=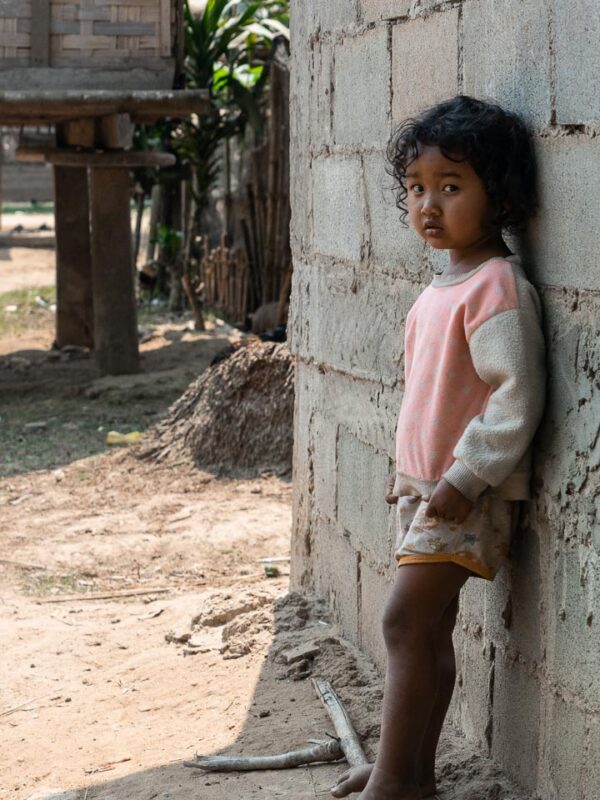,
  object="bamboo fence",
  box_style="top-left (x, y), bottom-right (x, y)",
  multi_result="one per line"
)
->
top-left (201, 235), bottom-right (249, 325)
